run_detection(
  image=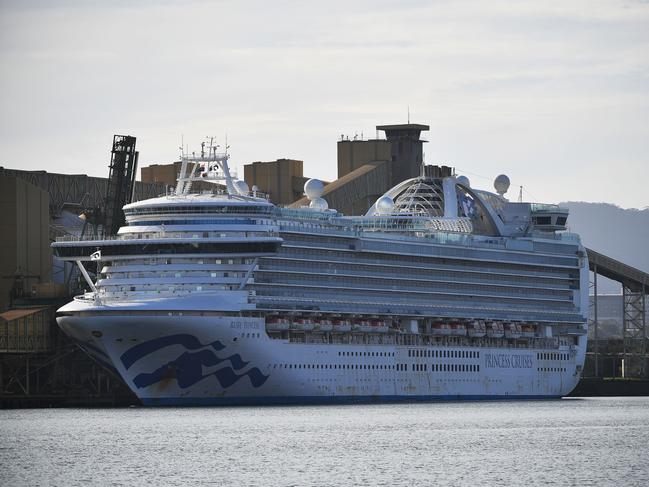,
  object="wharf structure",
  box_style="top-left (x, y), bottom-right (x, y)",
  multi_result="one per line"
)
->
top-left (0, 137), bottom-right (159, 406)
